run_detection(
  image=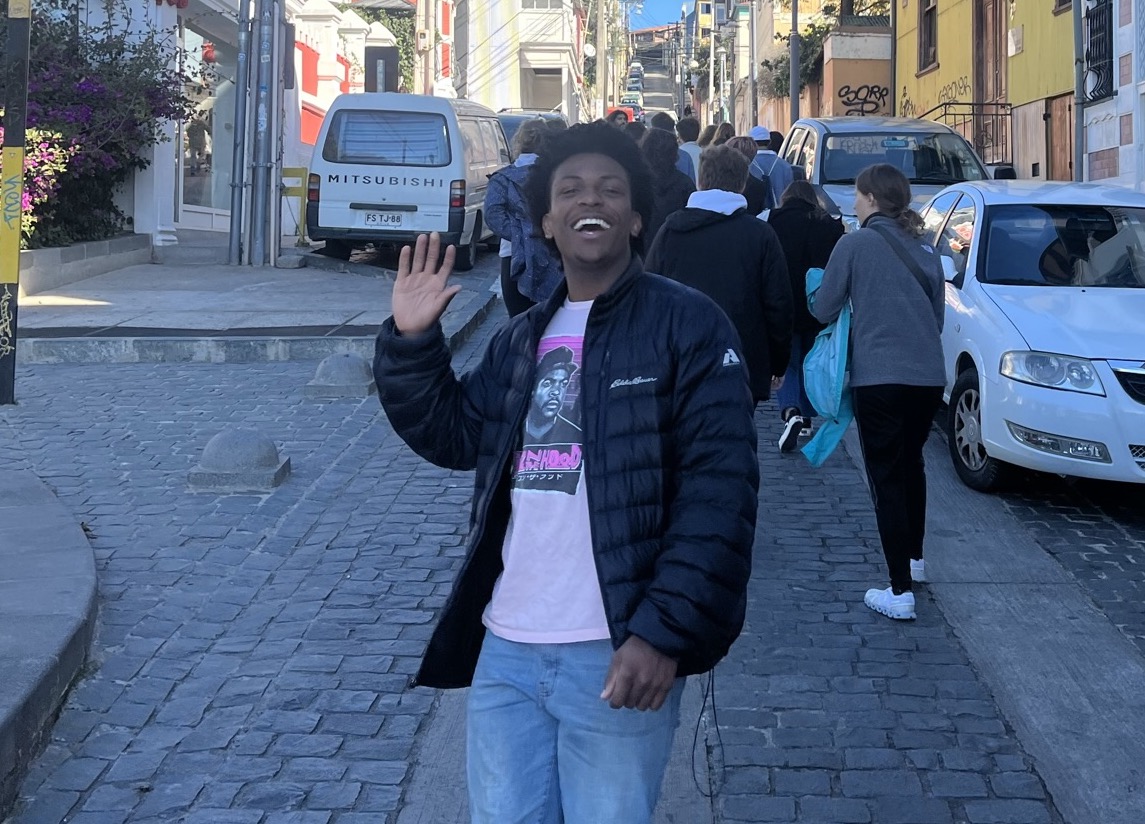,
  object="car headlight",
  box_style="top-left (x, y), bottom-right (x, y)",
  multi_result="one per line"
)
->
top-left (842, 216), bottom-right (861, 233)
top-left (999, 351), bottom-right (1106, 396)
